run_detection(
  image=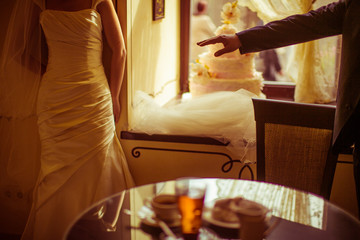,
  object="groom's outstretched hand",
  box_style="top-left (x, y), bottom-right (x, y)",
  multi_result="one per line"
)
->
top-left (197, 34), bottom-right (242, 57)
